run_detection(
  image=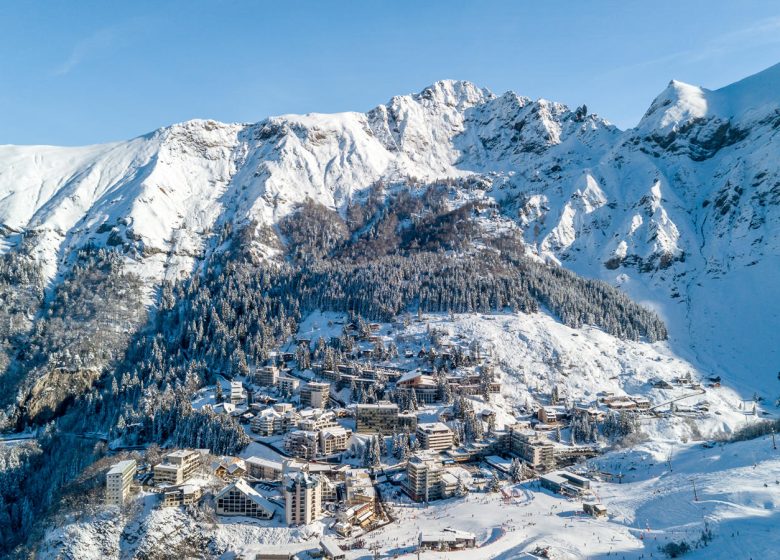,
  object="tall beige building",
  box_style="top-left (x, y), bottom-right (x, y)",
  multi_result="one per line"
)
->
top-left (301, 382), bottom-right (330, 408)
top-left (154, 450), bottom-right (201, 485)
top-left (416, 422), bottom-right (454, 451)
top-left (284, 471), bottom-right (322, 525)
top-left (106, 459), bottom-right (137, 506)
